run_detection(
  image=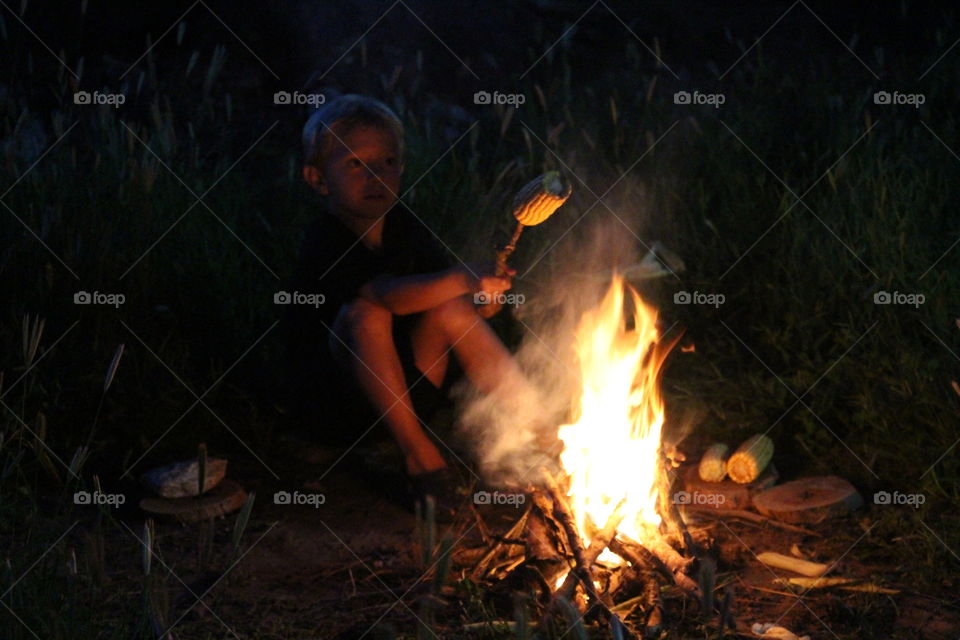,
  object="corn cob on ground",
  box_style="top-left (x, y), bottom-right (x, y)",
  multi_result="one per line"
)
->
top-left (727, 434), bottom-right (774, 484)
top-left (698, 442), bottom-right (730, 482)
